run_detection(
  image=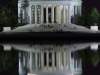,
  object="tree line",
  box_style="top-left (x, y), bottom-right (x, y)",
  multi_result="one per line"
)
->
top-left (0, 0), bottom-right (18, 31)
top-left (78, 6), bottom-right (100, 29)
